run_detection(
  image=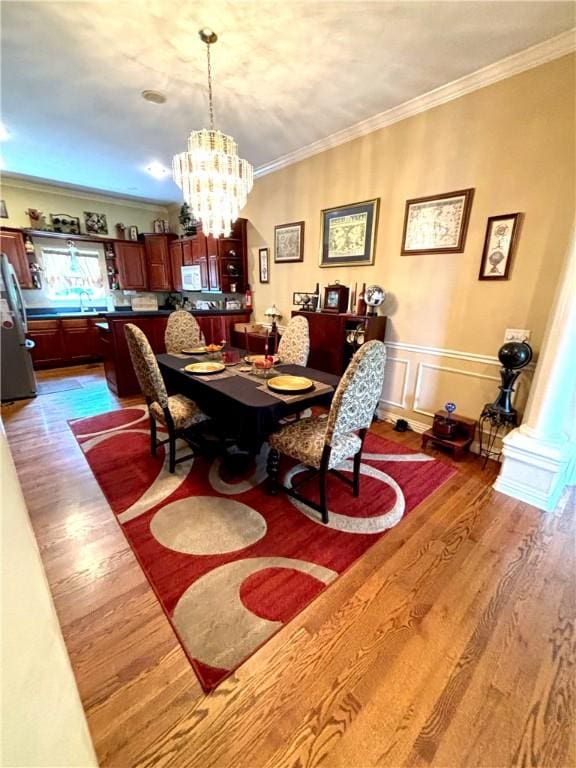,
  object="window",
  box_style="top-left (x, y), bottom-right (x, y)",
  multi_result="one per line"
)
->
top-left (41, 245), bottom-right (106, 305)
